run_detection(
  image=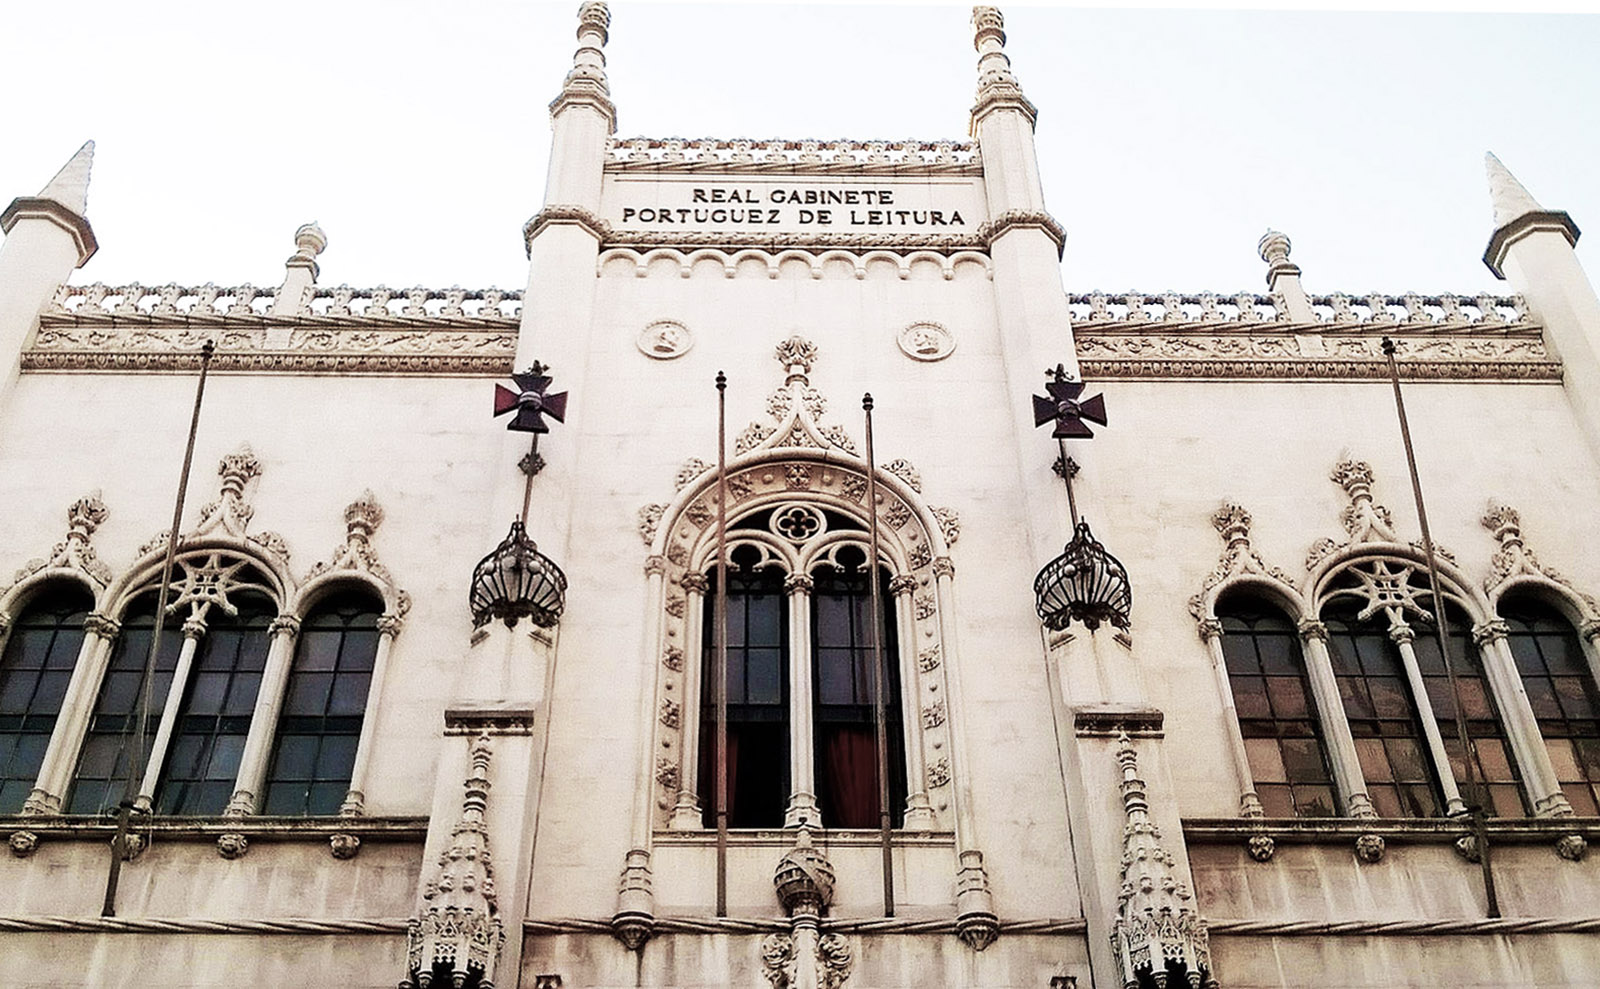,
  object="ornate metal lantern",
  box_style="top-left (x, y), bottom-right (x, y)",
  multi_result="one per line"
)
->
top-left (1033, 519), bottom-right (1132, 631)
top-left (470, 520), bottom-right (567, 629)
